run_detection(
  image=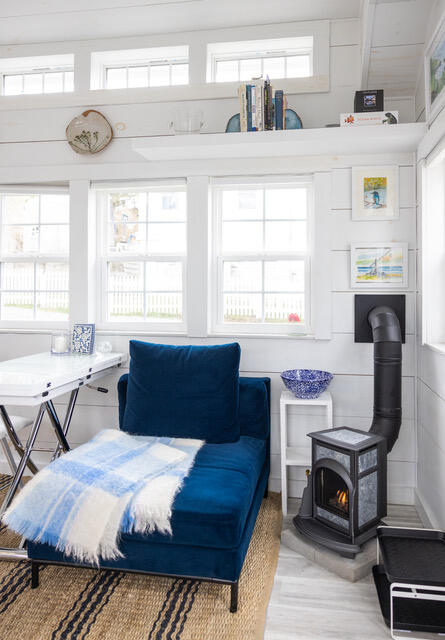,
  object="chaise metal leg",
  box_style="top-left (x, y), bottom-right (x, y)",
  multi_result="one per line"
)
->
top-left (31, 562), bottom-right (39, 589)
top-left (230, 580), bottom-right (238, 613)
top-left (264, 485), bottom-right (269, 499)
